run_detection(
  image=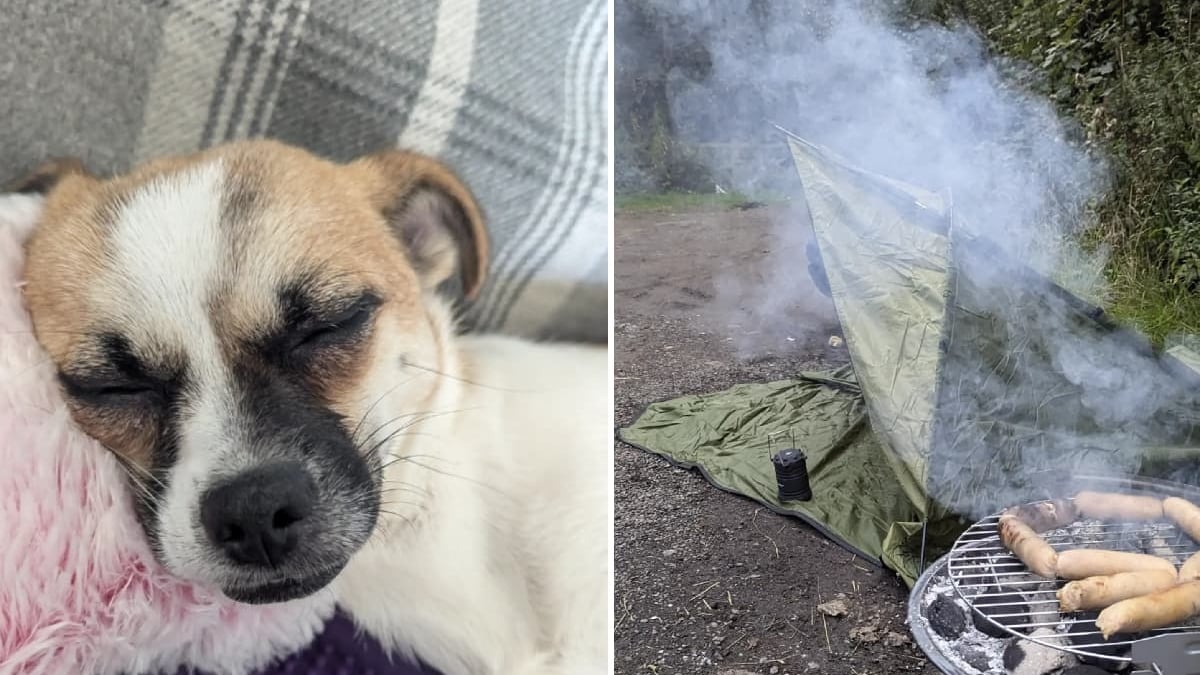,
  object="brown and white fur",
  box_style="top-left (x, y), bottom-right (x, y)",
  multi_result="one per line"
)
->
top-left (16, 140), bottom-right (609, 675)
